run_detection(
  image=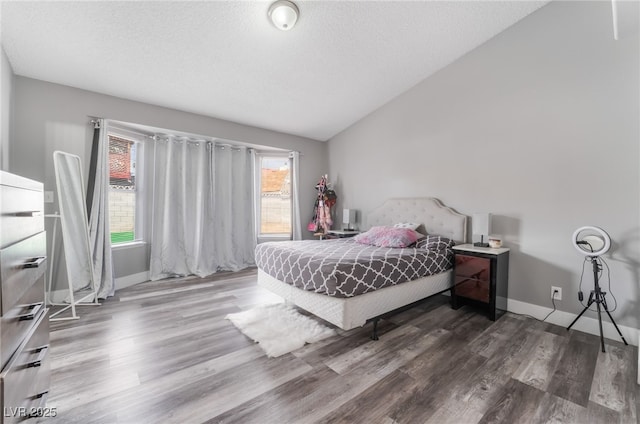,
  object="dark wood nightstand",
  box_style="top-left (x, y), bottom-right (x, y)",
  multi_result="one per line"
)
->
top-left (327, 230), bottom-right (360, 238)
top-left (314, 230), bottom-right (359, 240)
top-left (451, 244), bottom-right (510, 321)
